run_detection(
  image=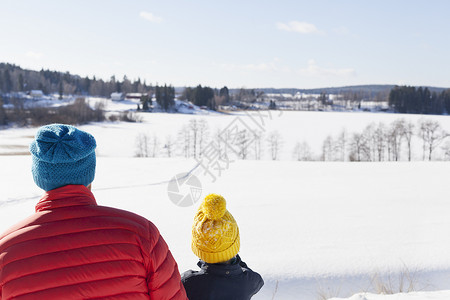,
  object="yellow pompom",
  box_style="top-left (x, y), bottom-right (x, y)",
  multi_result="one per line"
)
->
top-left (202, 194), bottom-right (227, 220)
